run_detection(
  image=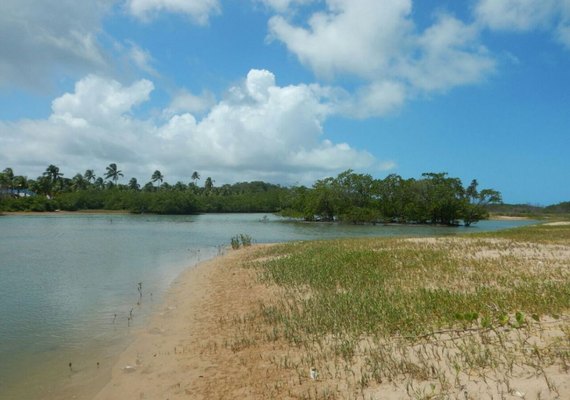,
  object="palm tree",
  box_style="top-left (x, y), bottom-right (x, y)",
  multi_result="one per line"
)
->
top-left (191, 171), bottom-right (200, 185)
top-left (105, 163), bottom-right (123, 186)
top-left (71, 174), bottom-right (87, 191)
top-left (13, 175), bottom-right (28, 195)
top-left (128, 177), bottom-right (140, 191)
top-left (44, 164), bottom-right (63, 183)
top-left (43, 164), bottom-right (63, 195)
top-left (94, 177), bottom-right (105, 190)
top-left (151, 170), bottom-right (164, 188)
top-left (204, 176), bottom-right (214, 191)
top-left (84, 169), bottom-right (96, 183)
top-left (1, 168), bottom-right (14, 190)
